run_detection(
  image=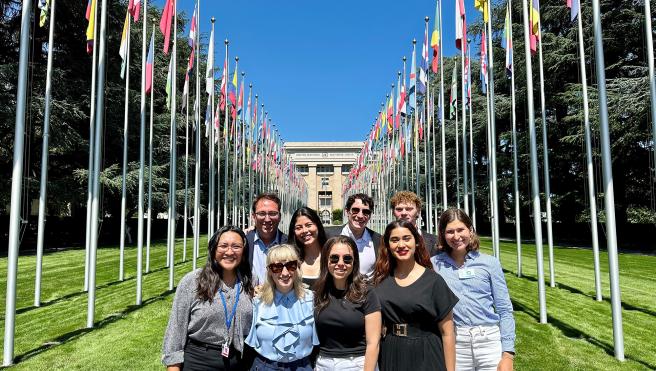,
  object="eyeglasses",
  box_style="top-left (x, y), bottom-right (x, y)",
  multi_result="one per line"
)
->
top-left (268, 261), bottom-right (298, 274)
top-left (255, 211), bottom-right (280, 219)
top-left (329, 254), bottom-right (353, 265)
top-left (350, 207), bottom-right (372, 216)
top-left (217, 244), bottom-right (244, 252)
